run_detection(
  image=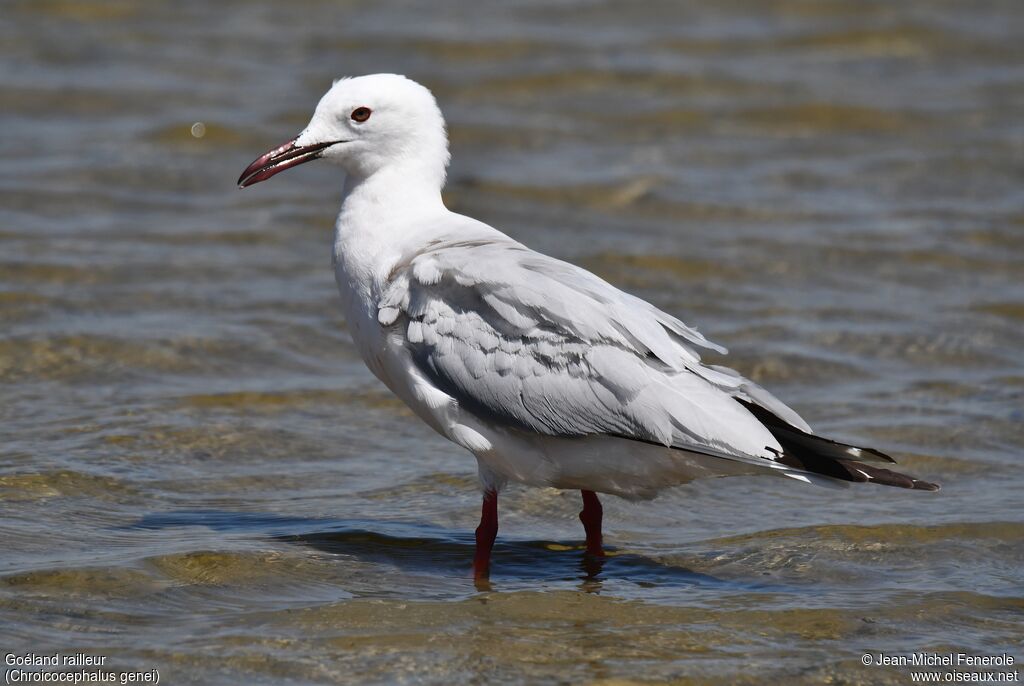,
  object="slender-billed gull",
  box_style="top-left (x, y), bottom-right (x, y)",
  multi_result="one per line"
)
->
top-left (239, 74), bottom-right (939, 579)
